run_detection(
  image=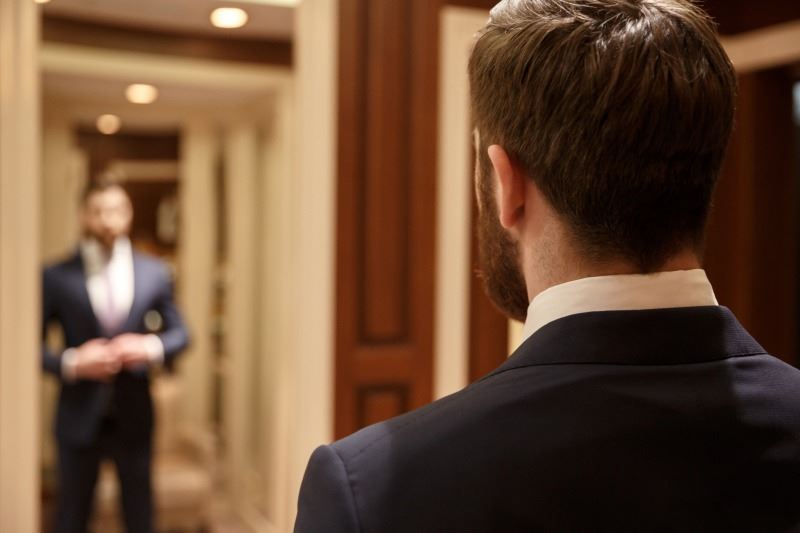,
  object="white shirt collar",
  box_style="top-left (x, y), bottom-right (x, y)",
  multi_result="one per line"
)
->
top-left (522, 269), bottom-right (718, 342)
top-left (80, 237), bottom-right (132, 273)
